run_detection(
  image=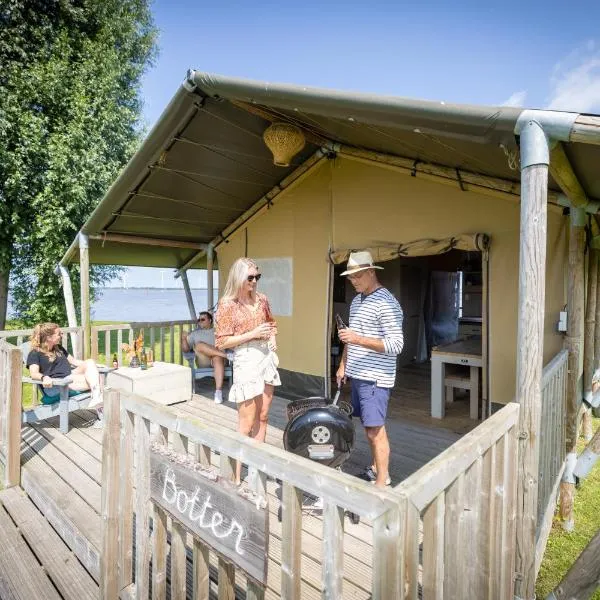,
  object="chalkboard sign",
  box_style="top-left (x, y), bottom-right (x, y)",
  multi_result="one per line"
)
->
top-left (149, 447), bottom-right (269, 584)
